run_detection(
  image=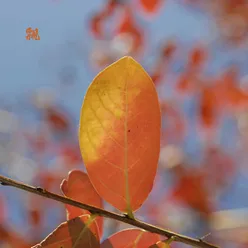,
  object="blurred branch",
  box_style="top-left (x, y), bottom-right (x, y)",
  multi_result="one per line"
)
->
top-left (0, 174), bottom-right (218, 248)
